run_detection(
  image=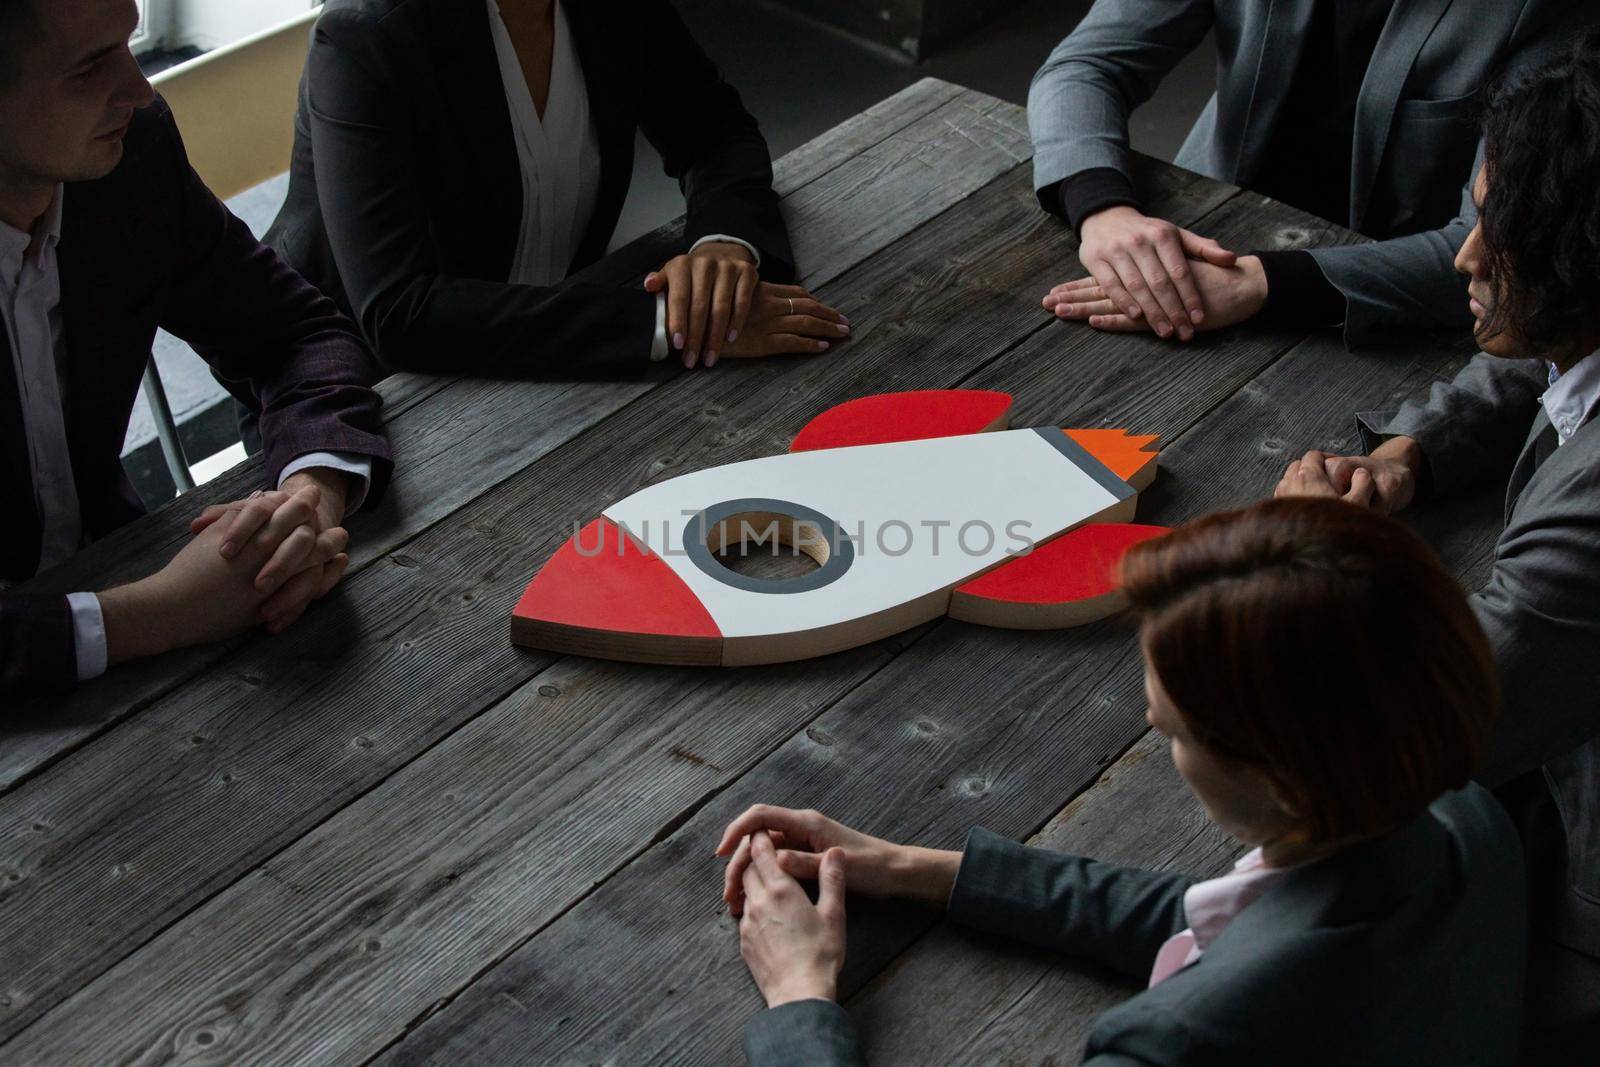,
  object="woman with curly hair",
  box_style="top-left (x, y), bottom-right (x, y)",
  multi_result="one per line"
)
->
top-left (715, 499), bottom-right (1526, 1066)
top-left (1278, 31), bottom-right (1600, 1057)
